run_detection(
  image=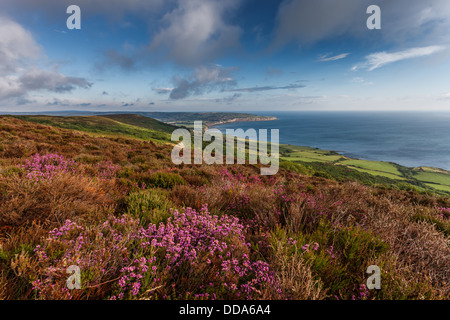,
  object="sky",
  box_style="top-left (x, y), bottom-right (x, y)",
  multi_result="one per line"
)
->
top-left (1, 0), bottom-right (450, 112)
